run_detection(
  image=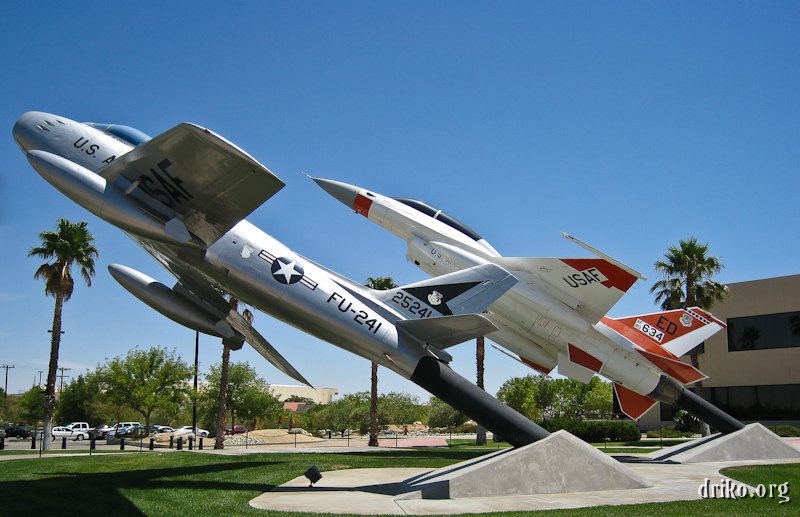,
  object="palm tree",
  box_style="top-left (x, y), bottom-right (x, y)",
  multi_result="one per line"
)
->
top-left (650, 237), bottom-right (727, 310)
top-left (475, 335), bottom-right (487, 445)
top-left (365, 276), bottom-right (397, 447)
top-left (215, 296), bottom-right (253, 449)
top-left (650, 236), bottom-right (727, 435)
top-left (29, 219), bottom-right (98, 450)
